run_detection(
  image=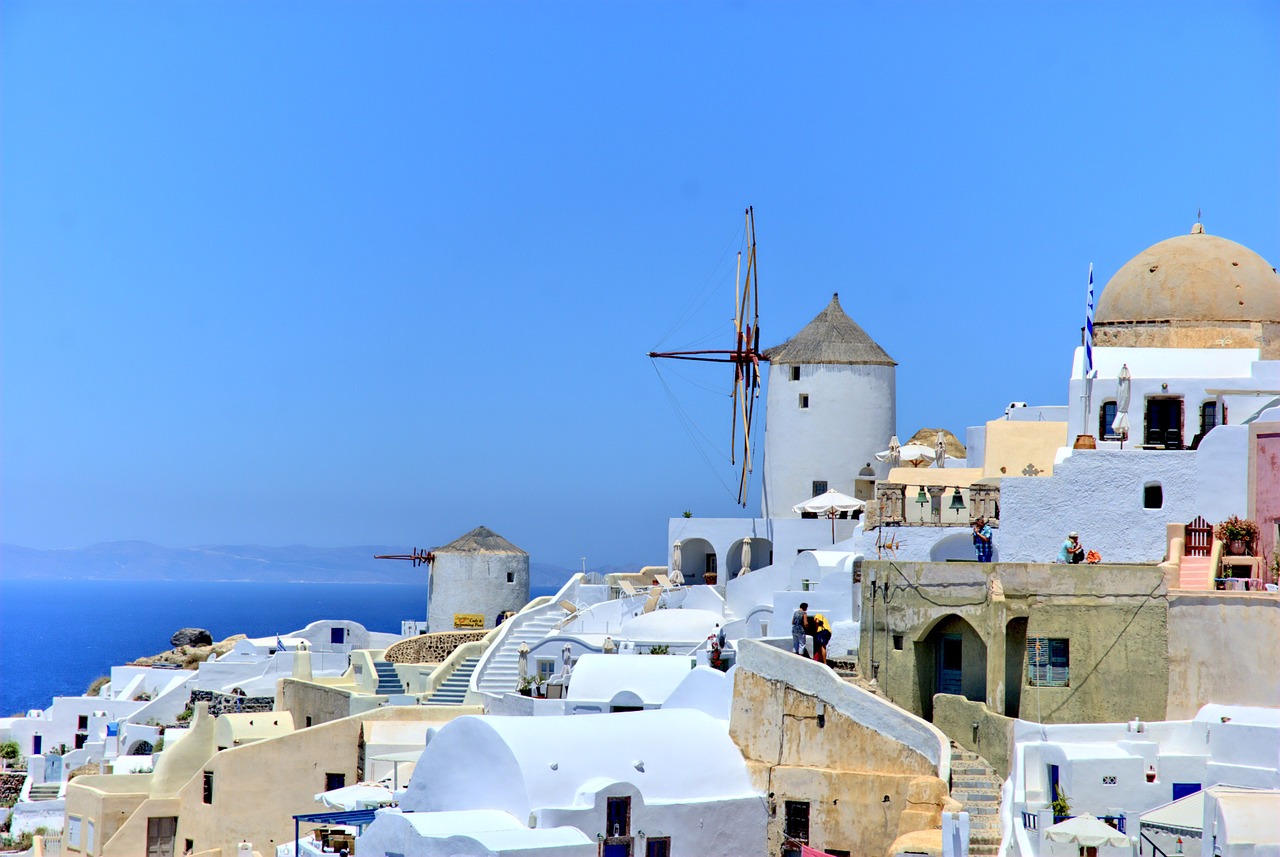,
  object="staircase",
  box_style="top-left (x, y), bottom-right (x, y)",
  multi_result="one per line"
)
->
top-left (27, 782), bottom-right (62, 801)
top-left (1177, 555), bottom-right (1215, 590)
top-left (372, 661), bottom-right (404, 695)
top-left (423, 657), bottom-right (480, 706)
top-left (951, 743), bottom-right (1003, 857)
top-left (475, 609), bottom-right (567, 695)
